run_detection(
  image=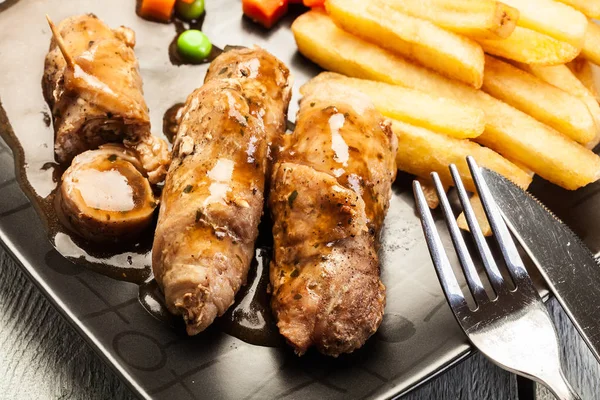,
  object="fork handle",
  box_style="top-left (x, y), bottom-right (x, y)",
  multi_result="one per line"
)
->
top-left (542, 369), bottom-right (581, 400)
